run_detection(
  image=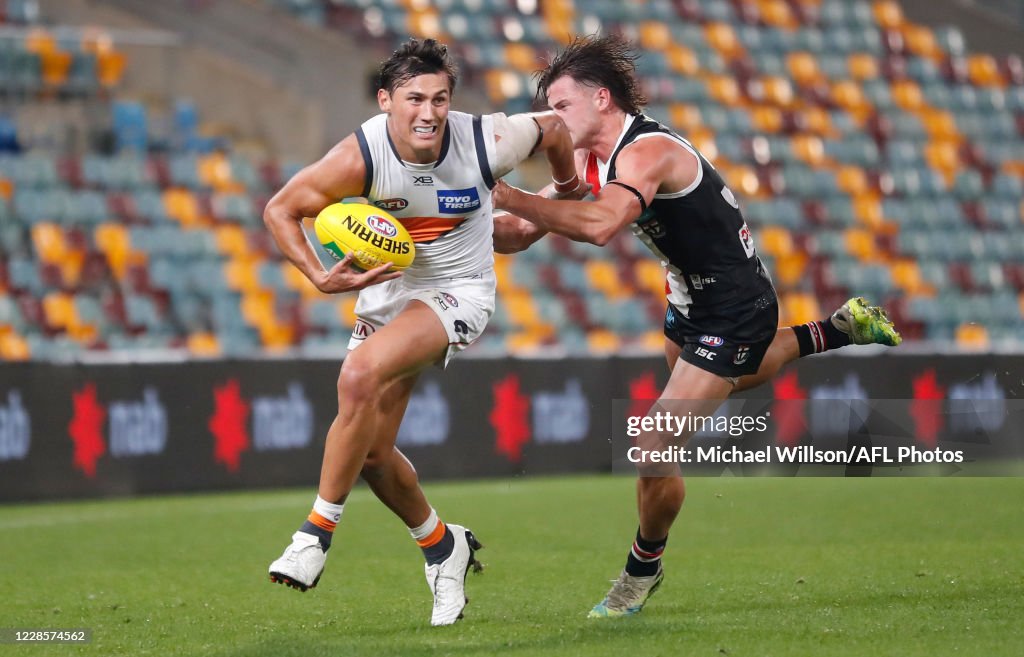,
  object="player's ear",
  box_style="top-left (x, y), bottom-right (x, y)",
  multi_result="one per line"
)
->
top-left (594, 87), bottom-right (611, 111)
top-left (377, 88), bottom-right (391, 112)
